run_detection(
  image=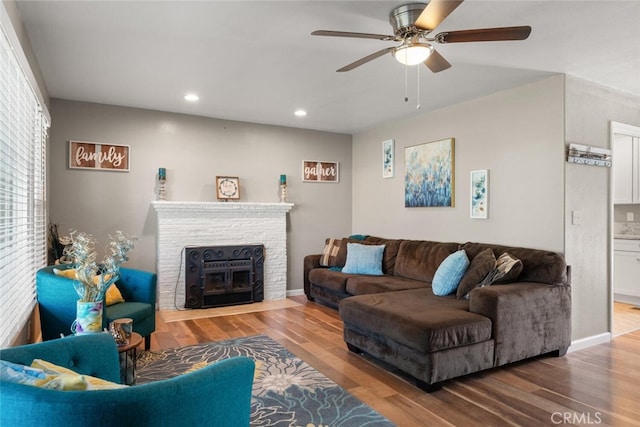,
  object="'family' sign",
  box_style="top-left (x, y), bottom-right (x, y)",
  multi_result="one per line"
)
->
top-left (69, 140), bottom-right (130, 171)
